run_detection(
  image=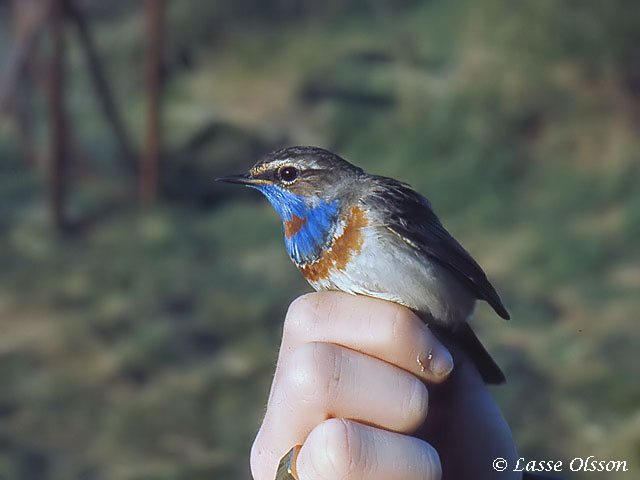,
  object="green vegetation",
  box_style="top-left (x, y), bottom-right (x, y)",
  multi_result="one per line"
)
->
top-left (1, 1), bottom-right (639, 478)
